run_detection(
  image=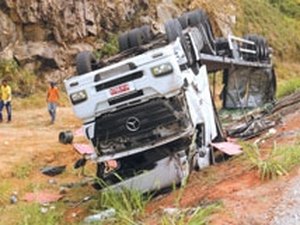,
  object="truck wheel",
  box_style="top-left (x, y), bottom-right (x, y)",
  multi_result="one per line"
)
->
top-left (243, 34), bottom-right (260, 61)
top-left (260, 37), bottom-right (269, 61)
top-left (128, 28), bottom-right (144, 48)
top-left (186, 9), bottom-right (216, 54)
top-left (165, 19), bottom-right (195, 66)
top-left (164, 19), bottom-right (183, 43)
top-left (76, 51), bottom-right (97, 75)
top-left (58, 130), bottom-right (74, 144)
top-left (118, 31), bottom-right (130, 52)
top-left (178, 13), bottom-right (189, 29)
top-left (140, 25), bottom-right (153, 44)
top-left (216, 37), bottom-right (230, 56)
